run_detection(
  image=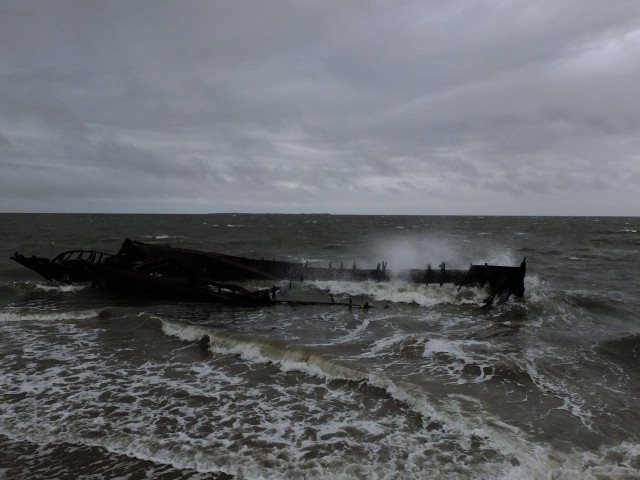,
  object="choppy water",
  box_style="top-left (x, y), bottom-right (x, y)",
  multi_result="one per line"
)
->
top-left (0, 214), bottom-right (639, 479)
